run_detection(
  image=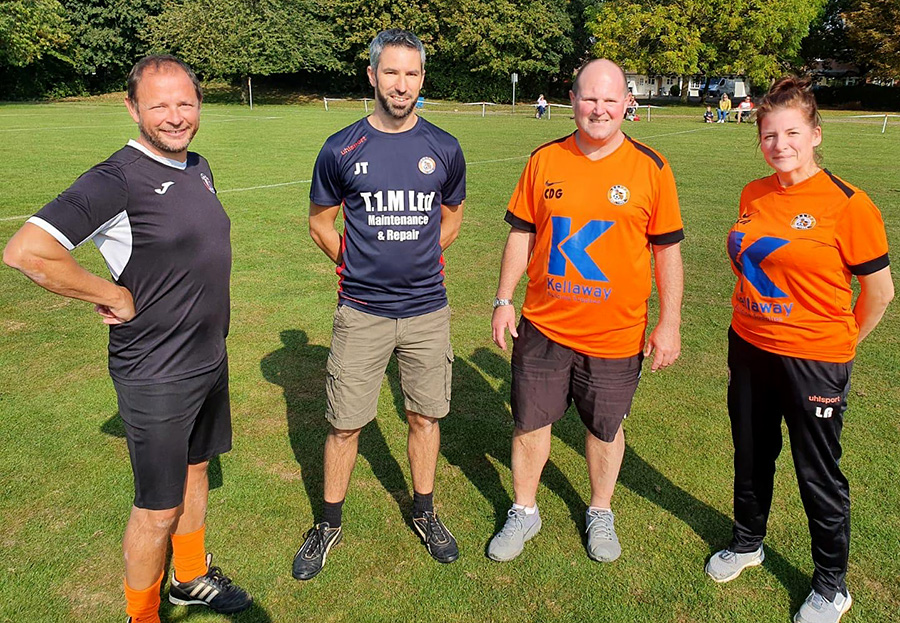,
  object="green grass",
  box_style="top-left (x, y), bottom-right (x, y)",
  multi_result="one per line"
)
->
top-left (1, 100), bottom-right (898, 623)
